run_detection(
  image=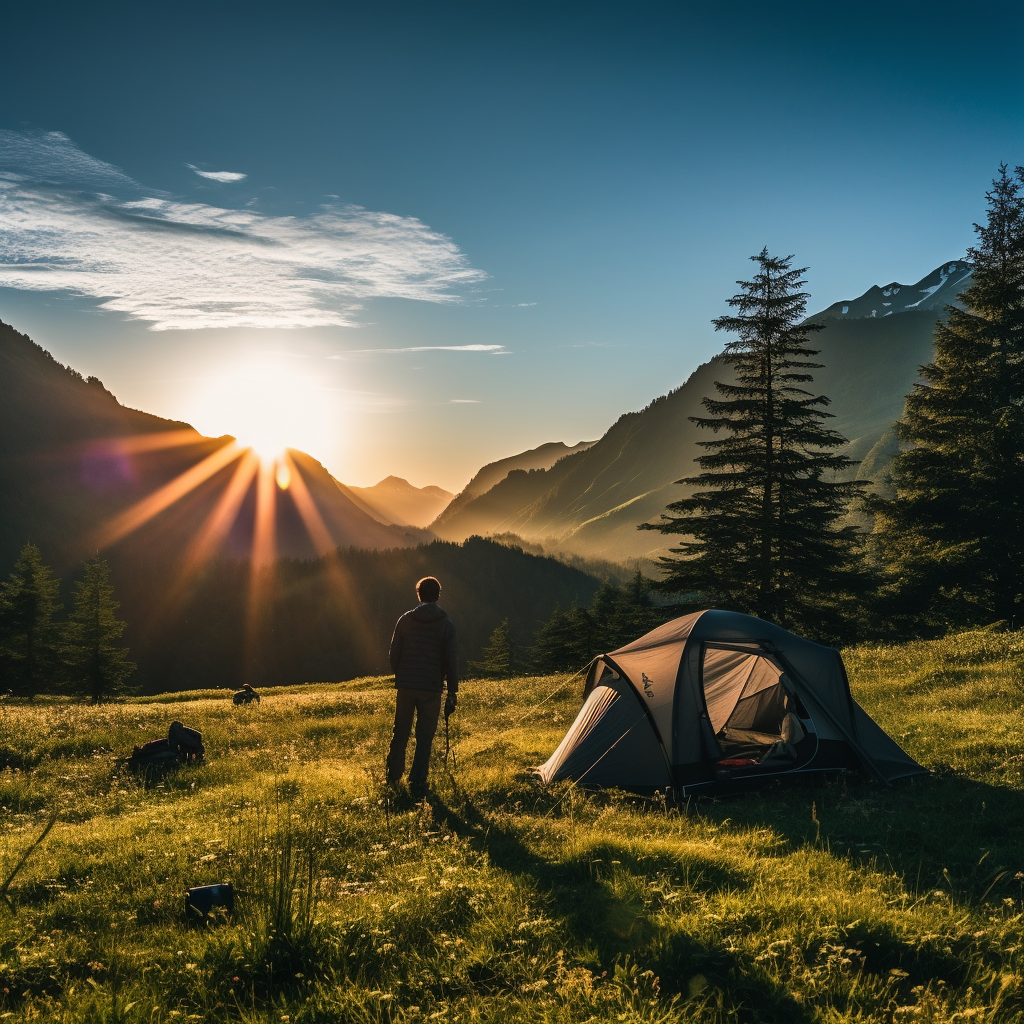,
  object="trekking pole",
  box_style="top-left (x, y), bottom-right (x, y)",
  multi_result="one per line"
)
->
top-left (443, 707), bottom-right (457, 776)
